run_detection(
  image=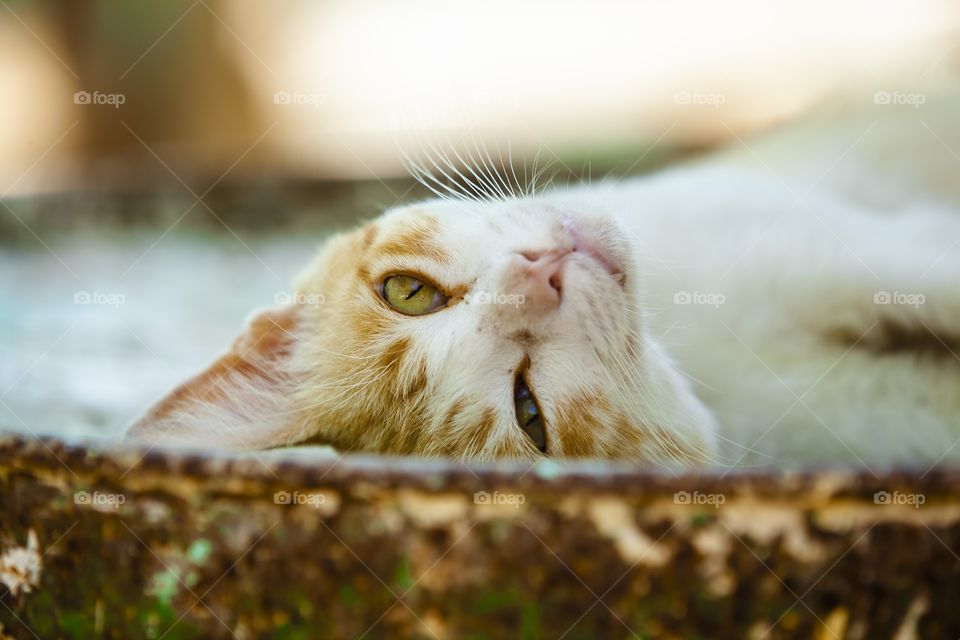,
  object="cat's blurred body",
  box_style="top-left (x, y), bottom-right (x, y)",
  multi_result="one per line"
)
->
top-left (129, 91), bottom-right (960, 469)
